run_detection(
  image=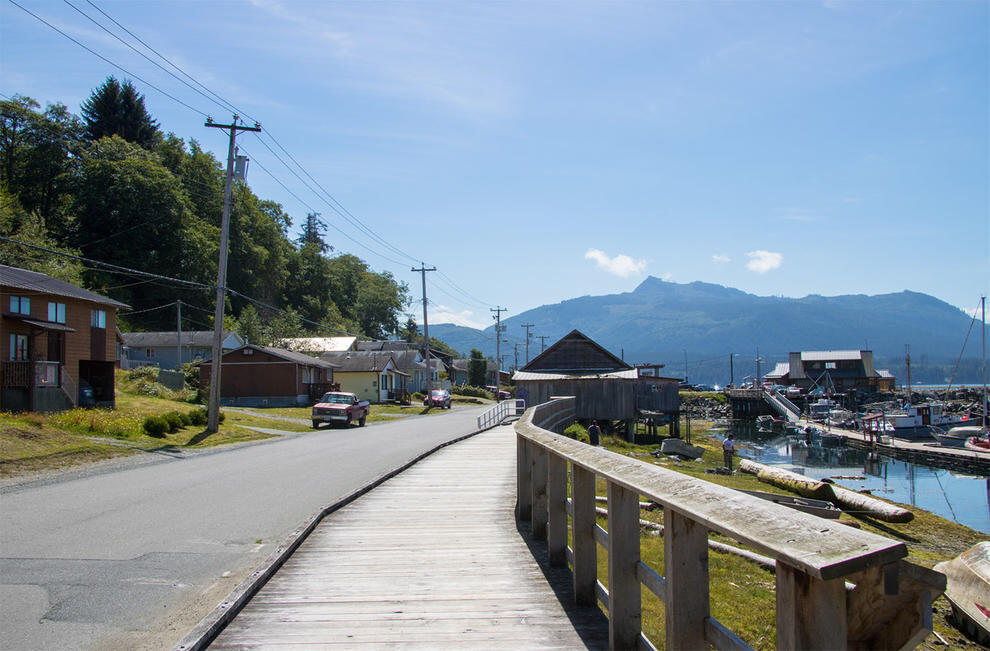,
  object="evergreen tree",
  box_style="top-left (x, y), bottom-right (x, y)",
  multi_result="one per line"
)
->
top-left (468, 349), bottom-right (487, 386)
top-left (81, 77), bottom-right (160, 148)
top-left (297, 212), bottom-right (330, 253)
